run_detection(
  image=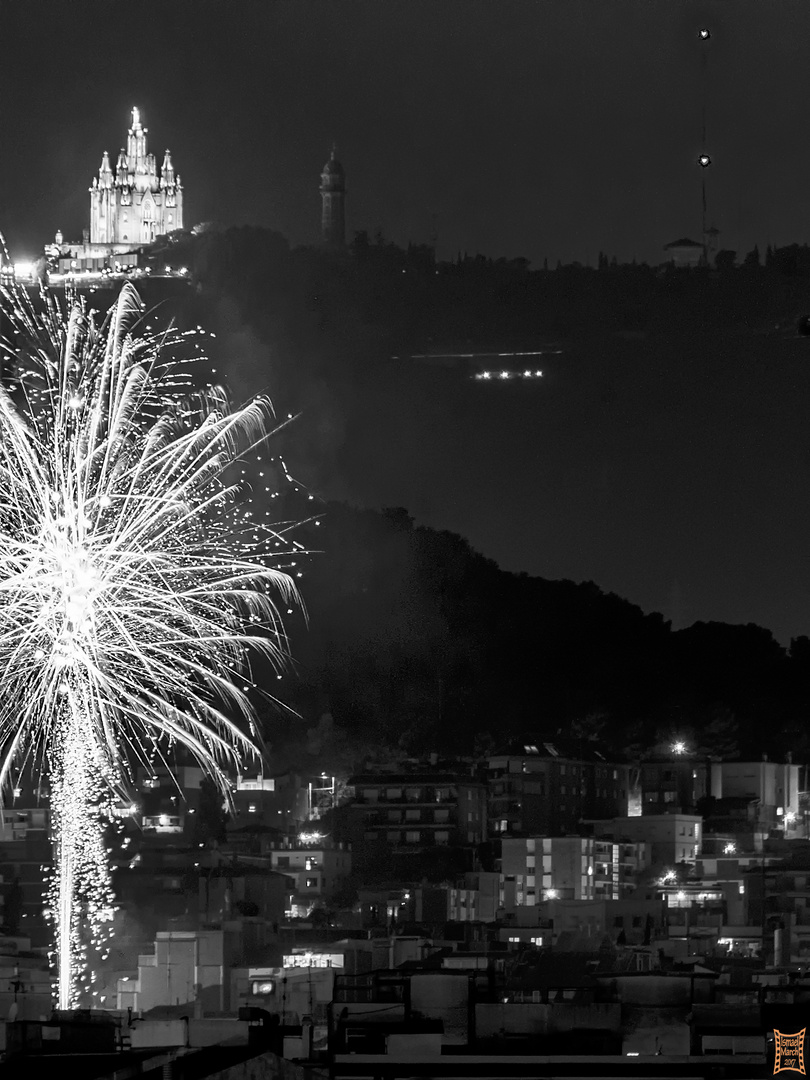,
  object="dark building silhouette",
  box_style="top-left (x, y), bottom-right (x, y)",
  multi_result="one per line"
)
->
top-left (320, 145), bottom-right (346, 248)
